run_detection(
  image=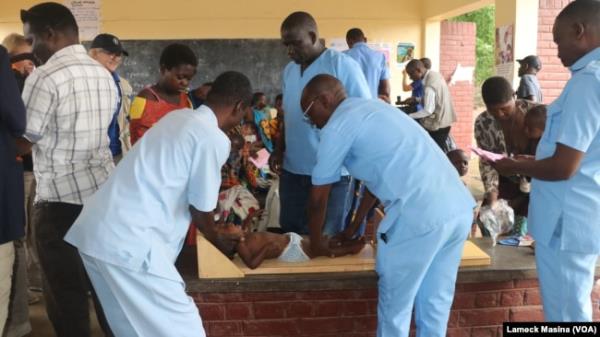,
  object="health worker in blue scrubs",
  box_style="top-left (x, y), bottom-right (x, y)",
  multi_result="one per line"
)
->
top-left (493, 0), bottom-right (600, 322)
top-left (303, 74), bottom-right (475, 337)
